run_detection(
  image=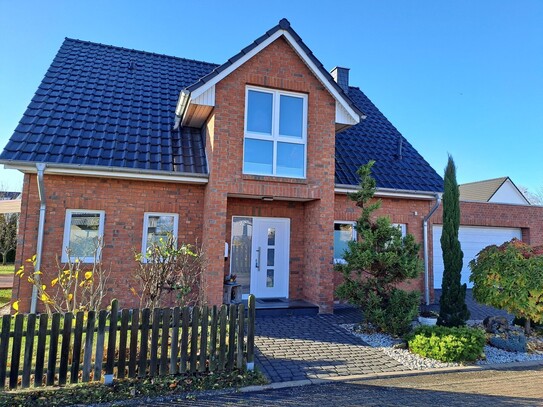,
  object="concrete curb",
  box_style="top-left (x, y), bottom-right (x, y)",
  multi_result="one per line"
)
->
top-left (238, 359), bottom-right (543, 393)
